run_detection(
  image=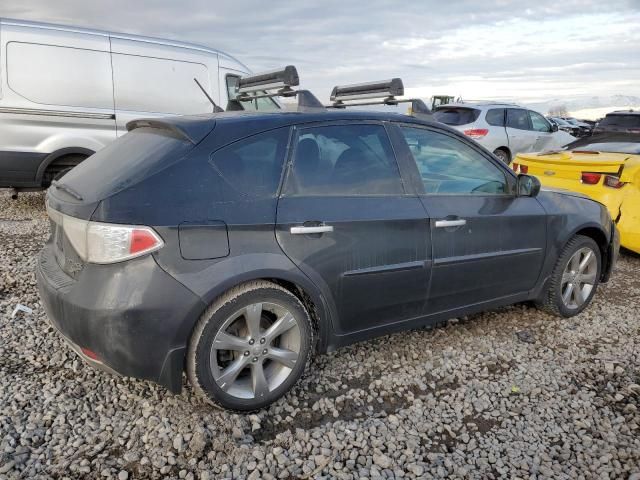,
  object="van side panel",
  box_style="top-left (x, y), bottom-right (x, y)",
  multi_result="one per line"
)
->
top-left (110, 38), bottom-right (219, 136)
top-left (0, 23), bottom-right (116, 187)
